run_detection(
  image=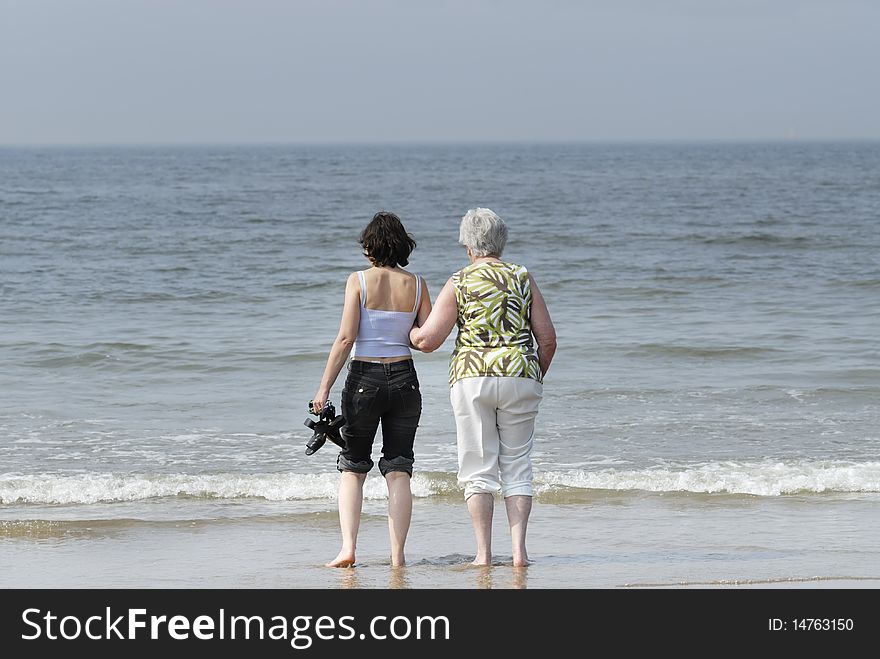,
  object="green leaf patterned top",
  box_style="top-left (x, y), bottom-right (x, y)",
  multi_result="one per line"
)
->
top-left (449, 261), bottom-right (542, 386)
